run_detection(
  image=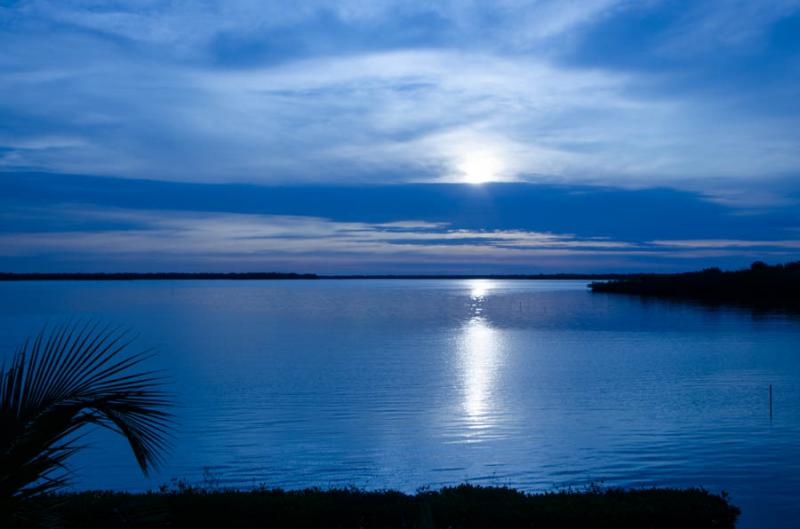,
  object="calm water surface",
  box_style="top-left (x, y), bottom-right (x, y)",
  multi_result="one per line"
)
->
top-left (1, 280), bottom-right (798, 528)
